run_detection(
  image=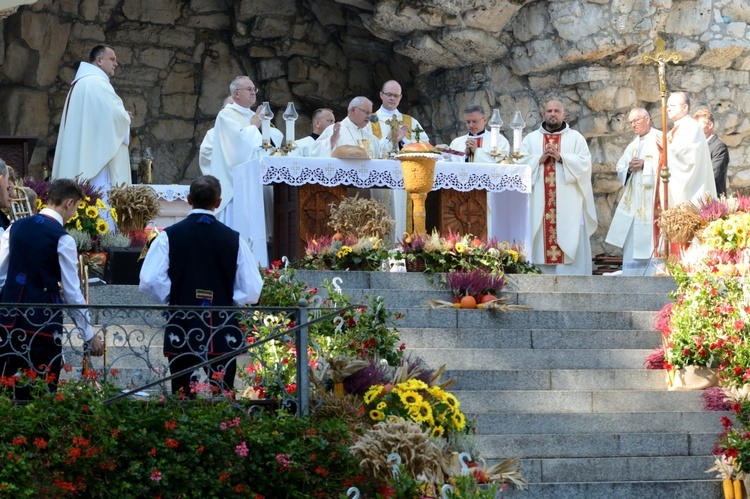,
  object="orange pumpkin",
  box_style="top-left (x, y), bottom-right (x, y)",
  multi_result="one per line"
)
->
top-left (460, 295), bottom-right (477, 309)
top-left (481, 294), bottom-right (497, 303)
